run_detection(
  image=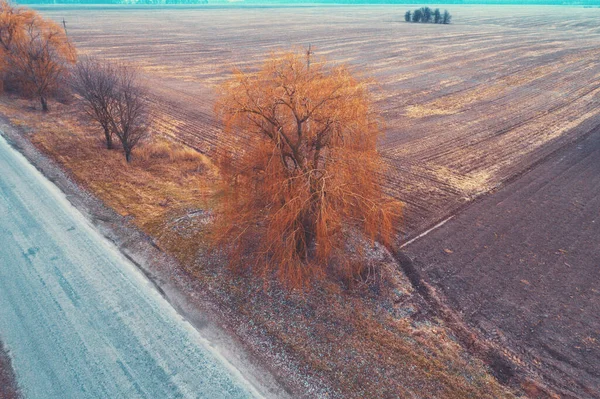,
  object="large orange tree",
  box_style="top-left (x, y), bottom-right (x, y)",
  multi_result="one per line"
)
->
top-left (0, 1), bottom-right (75, 111)
top-left (215, 51), bottom-right (400, 288)
top-left (0, 0), bottom-right (34, 88)
top-left (0, 1), bottom-right (34, 52)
